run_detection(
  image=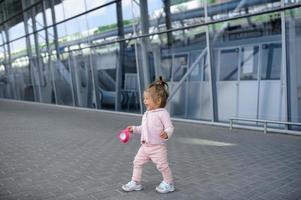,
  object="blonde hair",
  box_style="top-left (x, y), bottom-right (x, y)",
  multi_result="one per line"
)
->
top-left (145, 76), bottom-right (169, 108)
